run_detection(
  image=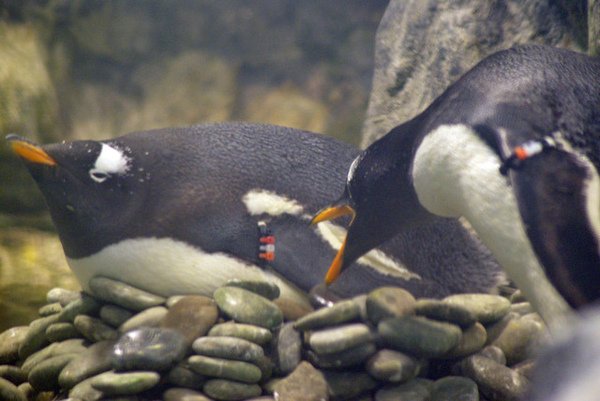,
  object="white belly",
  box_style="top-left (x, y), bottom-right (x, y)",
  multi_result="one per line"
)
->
top-left (67, 237), bottom-right (312, 309)
top-left (412, 124), bottom-right (572, 329)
